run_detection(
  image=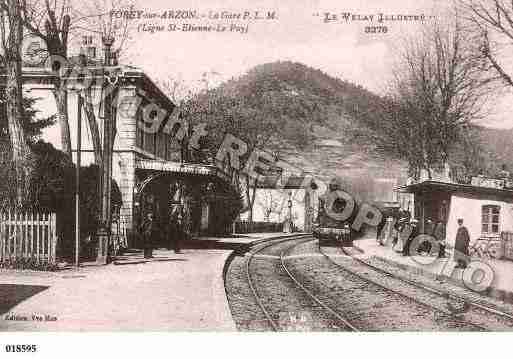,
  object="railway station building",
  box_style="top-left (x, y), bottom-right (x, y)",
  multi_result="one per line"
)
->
top-left (30, 63), bottom-right (241, 247)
